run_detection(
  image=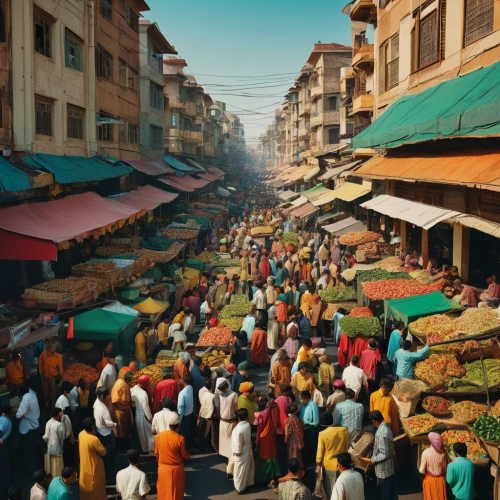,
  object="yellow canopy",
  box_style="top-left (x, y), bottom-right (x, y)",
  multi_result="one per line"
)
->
top-left (133, 297), bottom-right (169, 314)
